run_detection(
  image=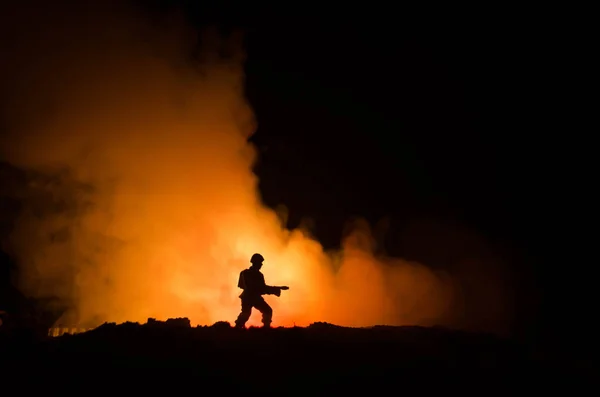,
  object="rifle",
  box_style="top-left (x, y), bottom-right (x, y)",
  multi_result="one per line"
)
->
top-left (265, 286), bottom-right (289, 297)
